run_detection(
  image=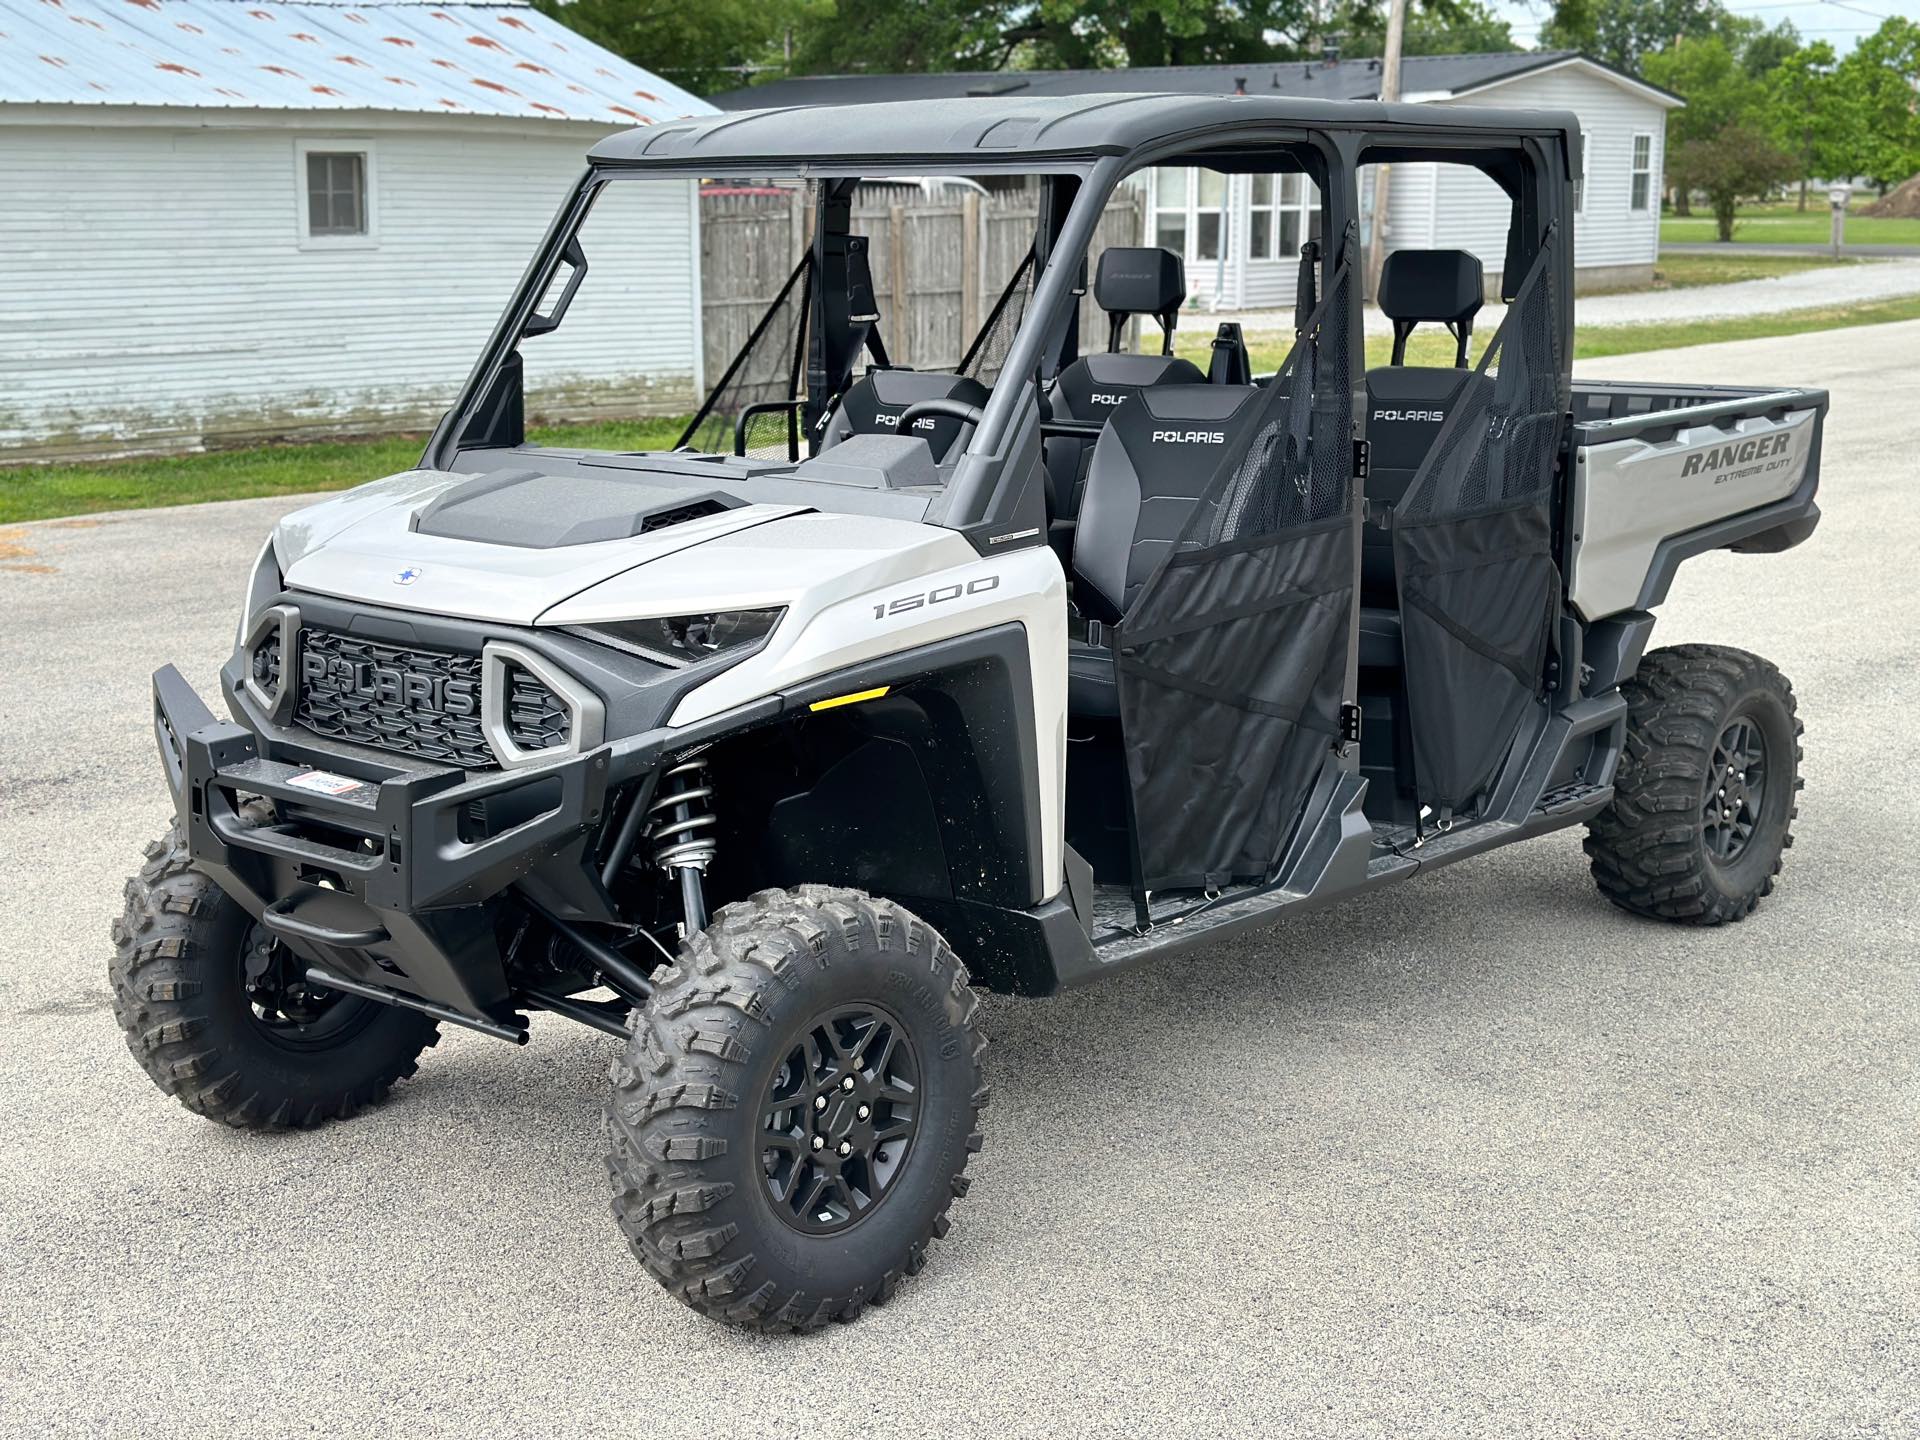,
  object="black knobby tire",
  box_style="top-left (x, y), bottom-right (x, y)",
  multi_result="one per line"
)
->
top-left (109, 809), bottom-right (439, 1129)
top-left (604, 885), bottom-right (988, 1331)
top-left (1585, 644), bottom-right (1804, 925)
